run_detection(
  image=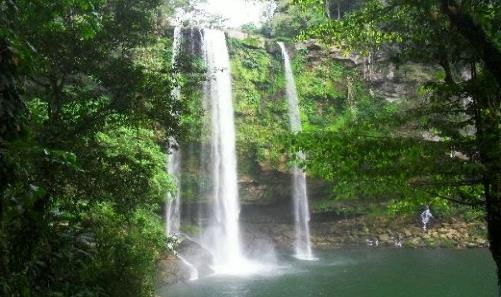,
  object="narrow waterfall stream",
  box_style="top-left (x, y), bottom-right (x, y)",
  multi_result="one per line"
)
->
top-left (166, 26), bottom-right (183, 235)
top-left (166, 148), bottom-right (182, 234)
top-left (166, 26), bottom-right (199, 280)
top-left (200, 29), bottom-right (248, 274)
top-left (277, 42), bottom-right (315, 261)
